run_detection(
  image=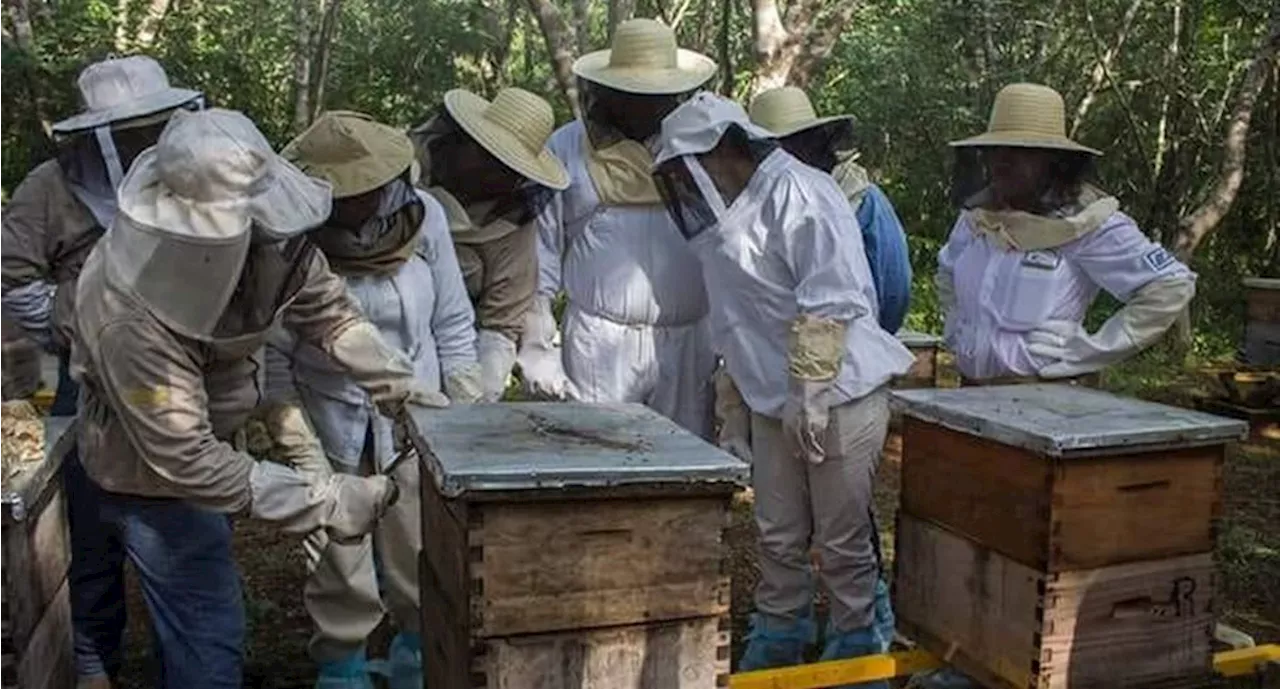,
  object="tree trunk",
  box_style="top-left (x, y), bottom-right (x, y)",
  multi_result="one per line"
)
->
top-left (571, 0), bottom-right (590, 53)
top-left (1070, 0), bottom-right (1144, 137)
top-left (7, 0), bottom-right (52, 138)
top-left (750, 0), bottom-right (862, 96)
top-left (308, 0), bottom-right (343, 120)
top-left (134, 0), bottom-right (172, 48)
top-left (525, 0), bottom-right (582, 118)
top-left (291, 0), bottom-right (313, 133)
top-left (750, 0), bottom-right (796, 96)
top-left (606, 0), bottom-right (635, 40)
